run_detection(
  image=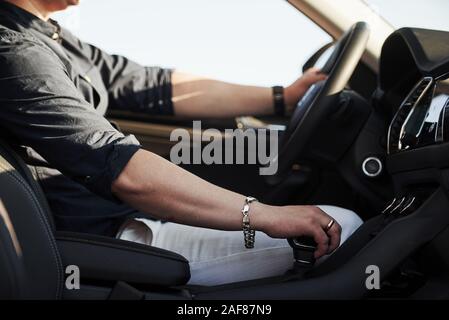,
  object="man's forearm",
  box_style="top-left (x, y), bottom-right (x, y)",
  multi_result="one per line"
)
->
top-left (171, 71), bottom-right (274, 118)
top-left (111, 149), bottom-right (271, 232)
top-left (111, 149), bottom-right (339, 257)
